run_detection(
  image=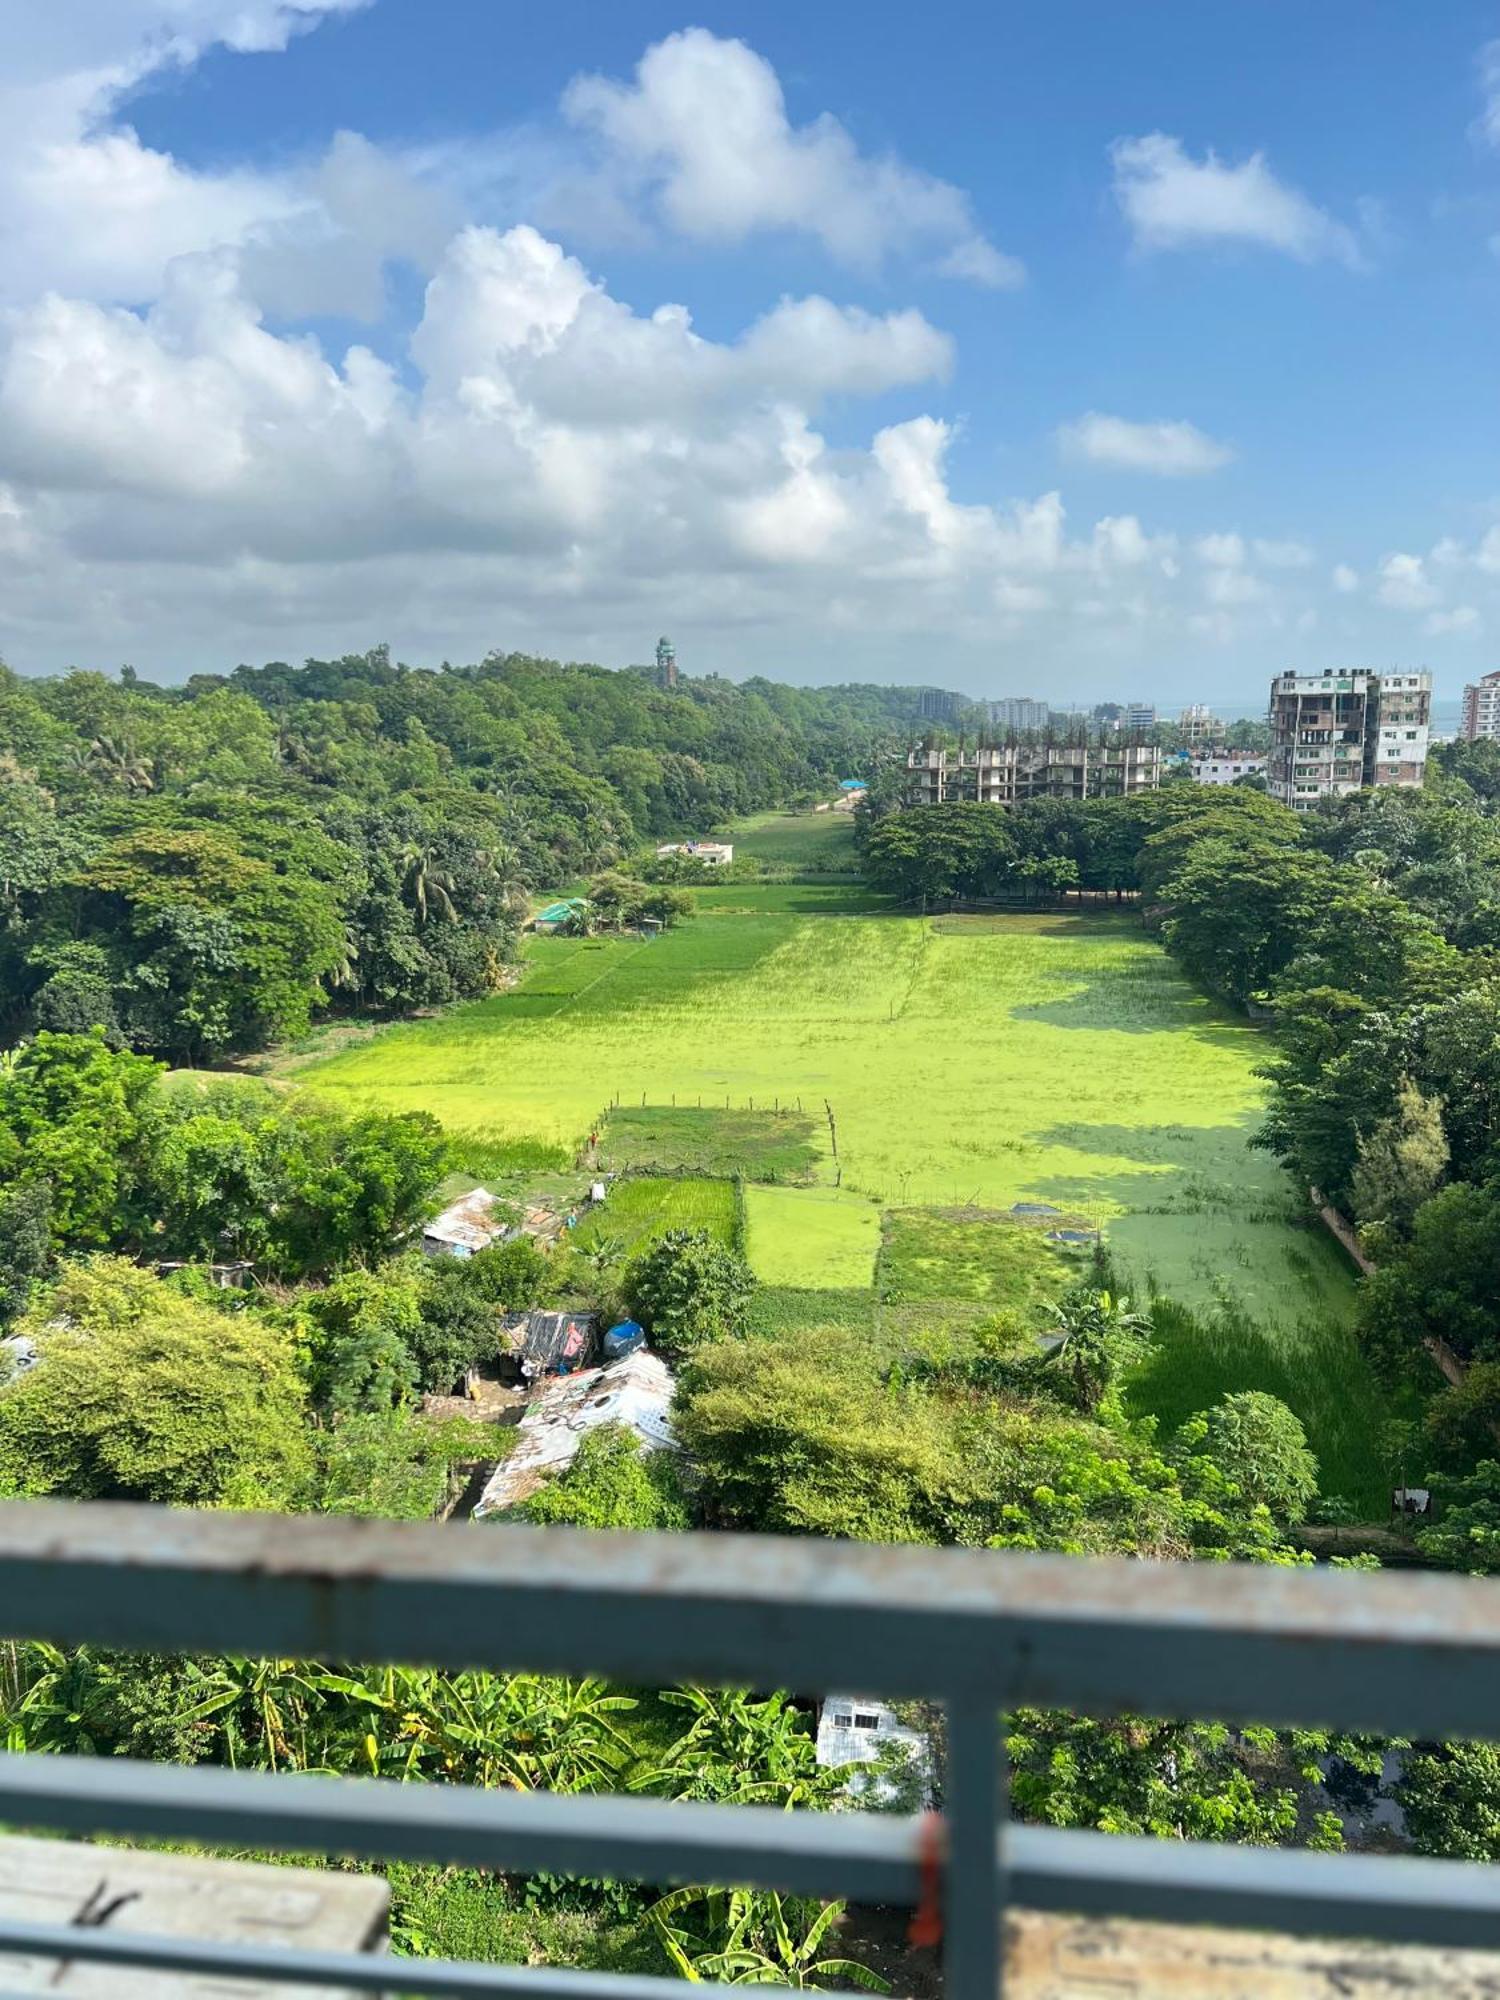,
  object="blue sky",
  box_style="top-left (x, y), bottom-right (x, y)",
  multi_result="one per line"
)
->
top-left (3, 2), bottom-right (1500, 705)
